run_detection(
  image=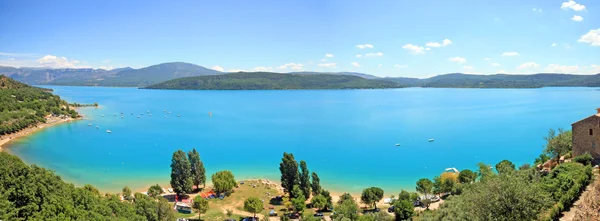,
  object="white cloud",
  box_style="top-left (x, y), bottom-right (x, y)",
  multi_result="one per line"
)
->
top-left (355, 54), bottom-right (363, 58)
top-left (402, 44), bottom-right (426, 54)
top-left (561, 0), bottom-right (586, 11)
top-left (517, 62), bottom-right (540, 69)
top-left (425, 42), bottom-right (441, 48)
top-left (572, 15), bottom-right (583, 22)
top-left (502, 52), bottom-right (520, 57)
top-left (491, 63), bottom-right (501, 67)
top-left (378, 64), bottom-right (382, 68)
top-left (484, 58), bottom-right (491, 61)
top-left (321, 59), bottom-right (327, 62)
top-left (448, 57), bottom-right (467, 64)
top-left (254, 66), bottom-right (273, 72)
top-left (277, 63), bottom-right (303, 70)
top-left (364, 52), bottom-right (384, 57)
top-left (544, 64), bottom-right (579, 73)
top-left (37, 55), bottom-right (89, 68)
top-left (498, 70), bottom-right (507, 74)
top-left (325, 54), bottom-right (334, 58)
top-left (318, 63), bottom-right (337, 68)
top-left (228, 69), bottom-right (246, 72)
top-left (578, 29), bottom-right (600, 46)
top-left (442, 39), bottom-right (452, 46)
top-left (532, 8), bottom-right (542, 12)
top-left (351, 62), bottom-right (361, 67)
top-left (102, 59), bottom-right (111, 63)
top-left (425, 39), bottom-right (452, 48)
top-left (551, 43), bottom-right (557, 47)
top-left (211, 65), bottom-right (224, 72)
top-left (356, 44), bottom-right (374, 49)
top-left (394, 64), bottom-right (408, 68)
top-left (463, 66), bottom-right (473, 70)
